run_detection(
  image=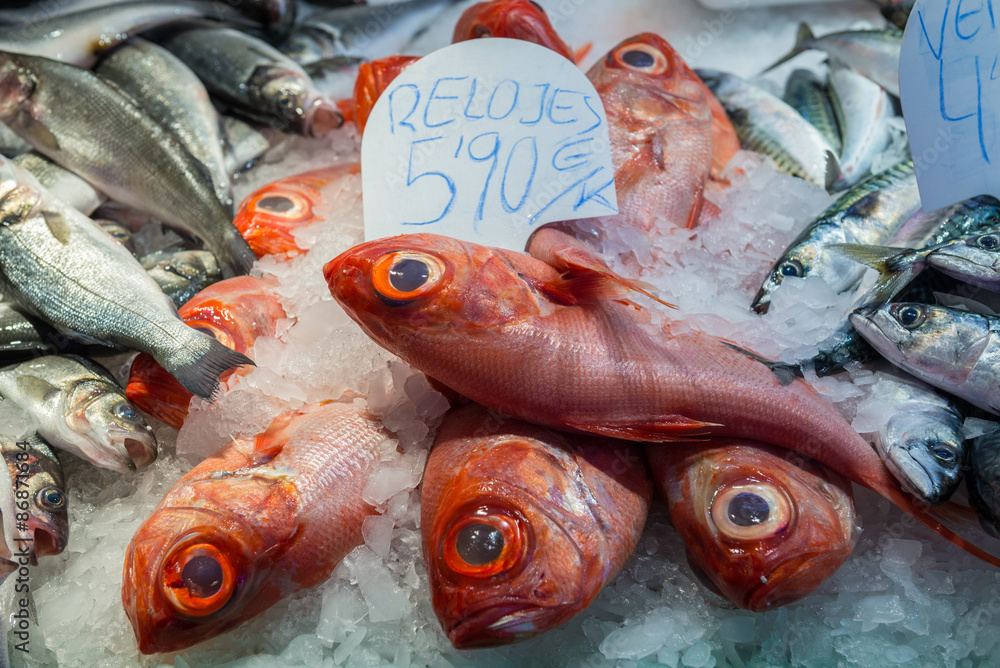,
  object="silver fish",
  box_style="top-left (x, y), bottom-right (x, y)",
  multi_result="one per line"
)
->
top-left (752, 159), bottom-right (919, 313)
top-left (0, 355), bottom-right (156, 472)
top-left (767, 23), bottom-right (902, 97)
top-left (0, 51), bottom-right (256, 277)
top-left (697, 69), bottom-right (840, 189)
top-left (927, 233), bottom-right (1000, 291)
top-left (861, 371), bottom-right (964, 505)
top-left (96, 38), bottom-right (233, 212)
top-left (0, 156), bottom-right (254, 402)
top-left (783, 69), bottom-right (841, 155)
top-left (12, 152), bottom-right (103, 215)
top-left (142, 249), bottom-right (223, 307)
top-left (0, 123), bottom-right (31, 158)
top-left (0, 2), bottom-right (220, 68)
top-left (221, 116), bottom-right (276, 178)
top-left (850, 303), bottom-right (1000, 415)
top-left (282, 0), bottom-right (457, 66)
top-left (827, 59), bottom-right (892, 191)
top-left (160, 27), bottom-right (343, 137)
top-left (967, 428), bottom-right (1000, 537)
top-left (0, 432), bottom-right (67, 561)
